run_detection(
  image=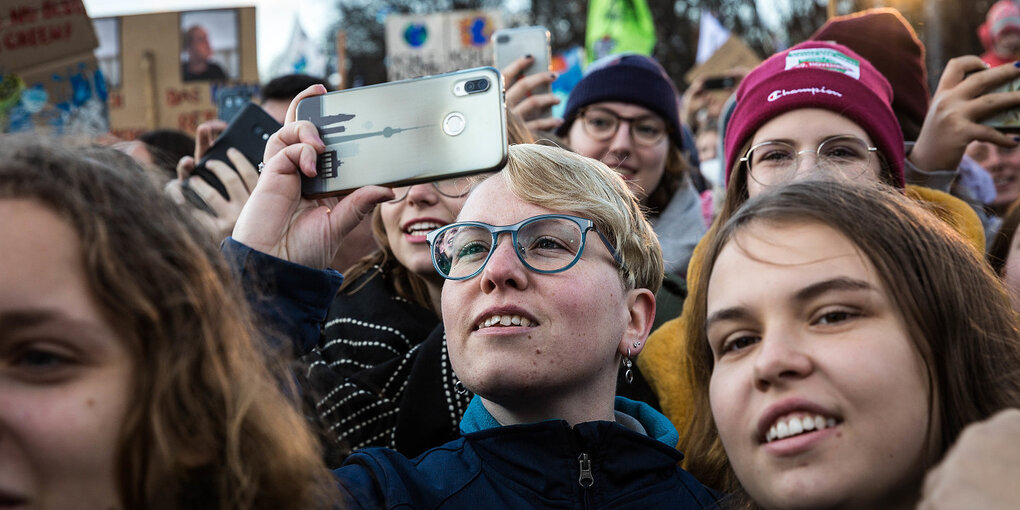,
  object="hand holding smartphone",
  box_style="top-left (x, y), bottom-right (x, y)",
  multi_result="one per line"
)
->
top-left (295, 67), bottom-right (508, 198)
top-left (191, 102), bottom-right (282, 199)
top-left (493, 26), bottom-right (552, 95)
